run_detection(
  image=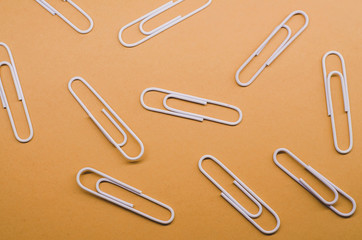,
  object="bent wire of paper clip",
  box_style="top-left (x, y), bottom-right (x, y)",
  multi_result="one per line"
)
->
top-left (322, 51), bottom-right (353, 154)
top-left (140, 87), bottom-right (242, 126)
top-left (35, 0), bottom-right (94, 34)
top-left (0, 42), bottom-right (33, 143)
top-left (235, 10), bottom-right (309, 87)
top-left (68, 77), bottom-right (144, 161)
top-left (273, 148), bottom-right (356, 217)
top-left (77, 167), bottom-right (175, 225)
top-left (199, 155), bottom-right (280, 235)
top-left (119, 0), bottom-right (212, 47)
